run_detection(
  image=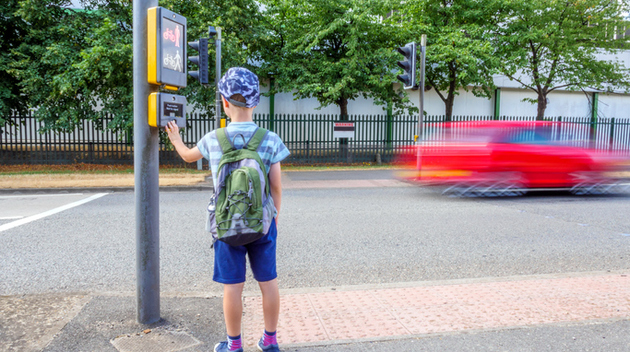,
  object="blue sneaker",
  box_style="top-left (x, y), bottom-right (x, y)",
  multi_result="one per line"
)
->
top-left (214, 341), bottom-right (243, 352)
top-left (257, 337), bottom-right (280, 352)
